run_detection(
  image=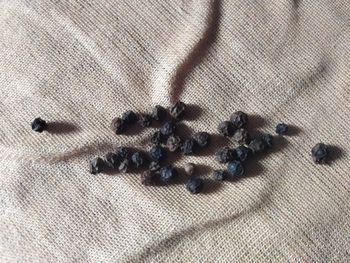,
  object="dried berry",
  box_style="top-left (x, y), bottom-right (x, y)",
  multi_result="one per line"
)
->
top-left (137, 114), bottom-right (152, 127)
top-left (110, 117), bottom-right (125, 134)
top-left (118, 159), bottom-right (130, 173)
top-left (227, 160), bottom-right (245, 177)
top-left (276, 123), bottom-right (288, 135)
top-left (149, 161), bottom-right (161, 172)
top-left (31, 117), bottom-right (47, 133)
top-left (192, 132), bottom-right (211, 148)
top-left (151, 131), bottom-right (164, 146)
top-left (166, 135), bottom-right (182, 152)
top-left (234, 146), bottom-right (252, 162)
top-left (181, 138), bottom-right (198, 155)
top-left (105, 152), bottom-right (120, 168)
top-left (215, 146), bottom-right (235, 163)
top-left (213, 170), bottom-right (227, 181)
top-left (232, 128), bottom-right (250, 145)
top-left (311, 143), bottom-right (329, 164)
top-left (160, 121), bottom-right (176, 136)
top-left (159, 165), bottom-right (178, 183)
top-left (248, 138), bottom-right (266, 154)
top-left (89, 157), bottom-right (105, 174)
top-left (151, 105), bottom-right (167, 122)
top-left (121, 110), bottom-right (138, 124)
top-left (262, 134), bottom-right (273, 149)
top-left (116, 146), bottom-right (129, 159)
top-left (150, 145), bottom-right (166, 161)
top-left (218, 121), bottom-right (235, 137)
top-left (184, 163), bottom-right (195, 176)
top-left (230, 111), bottom-right (248, 128)
top-left (131, 152), bottom-right (144, 168)
top-left (169, 101), bottom-right (186, 120)
top-left (141, 170), bottom-right (155, 186)
top-left (186, 177), bottom-right (204, 194)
